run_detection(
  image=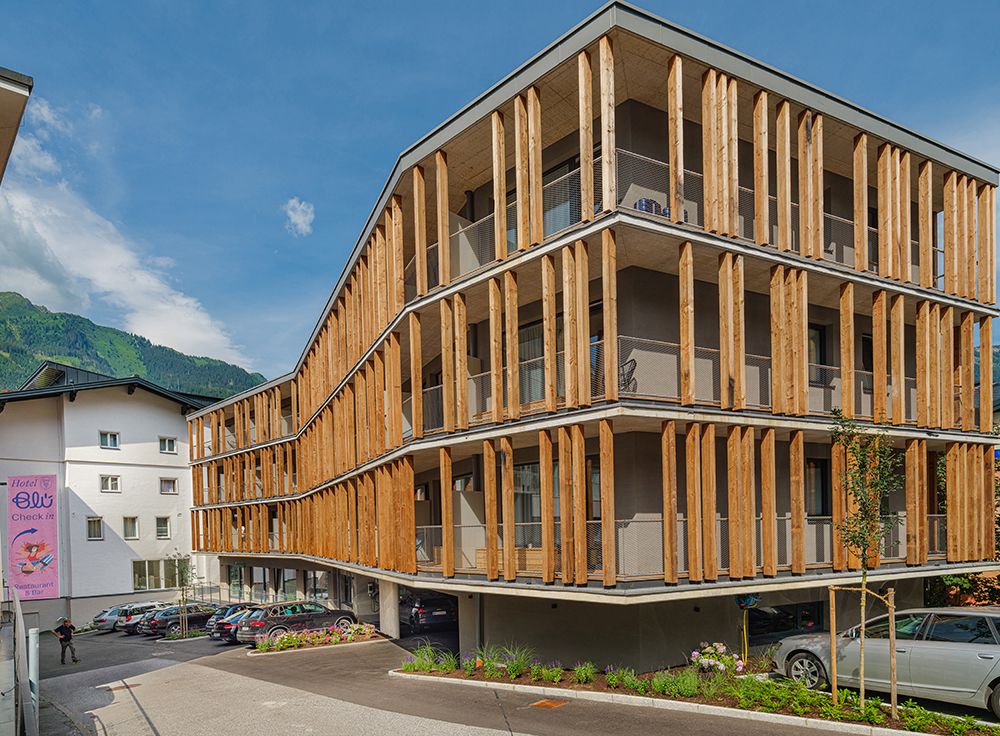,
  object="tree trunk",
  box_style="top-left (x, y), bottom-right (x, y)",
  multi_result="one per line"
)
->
top-left (859, 569), bottom-right (867, 708)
